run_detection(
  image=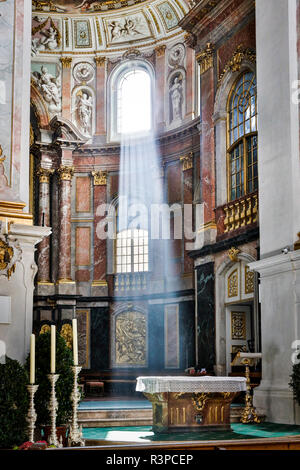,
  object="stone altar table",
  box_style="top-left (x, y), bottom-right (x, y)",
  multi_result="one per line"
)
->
top-left (136, 376), bottom-right (247, 433)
